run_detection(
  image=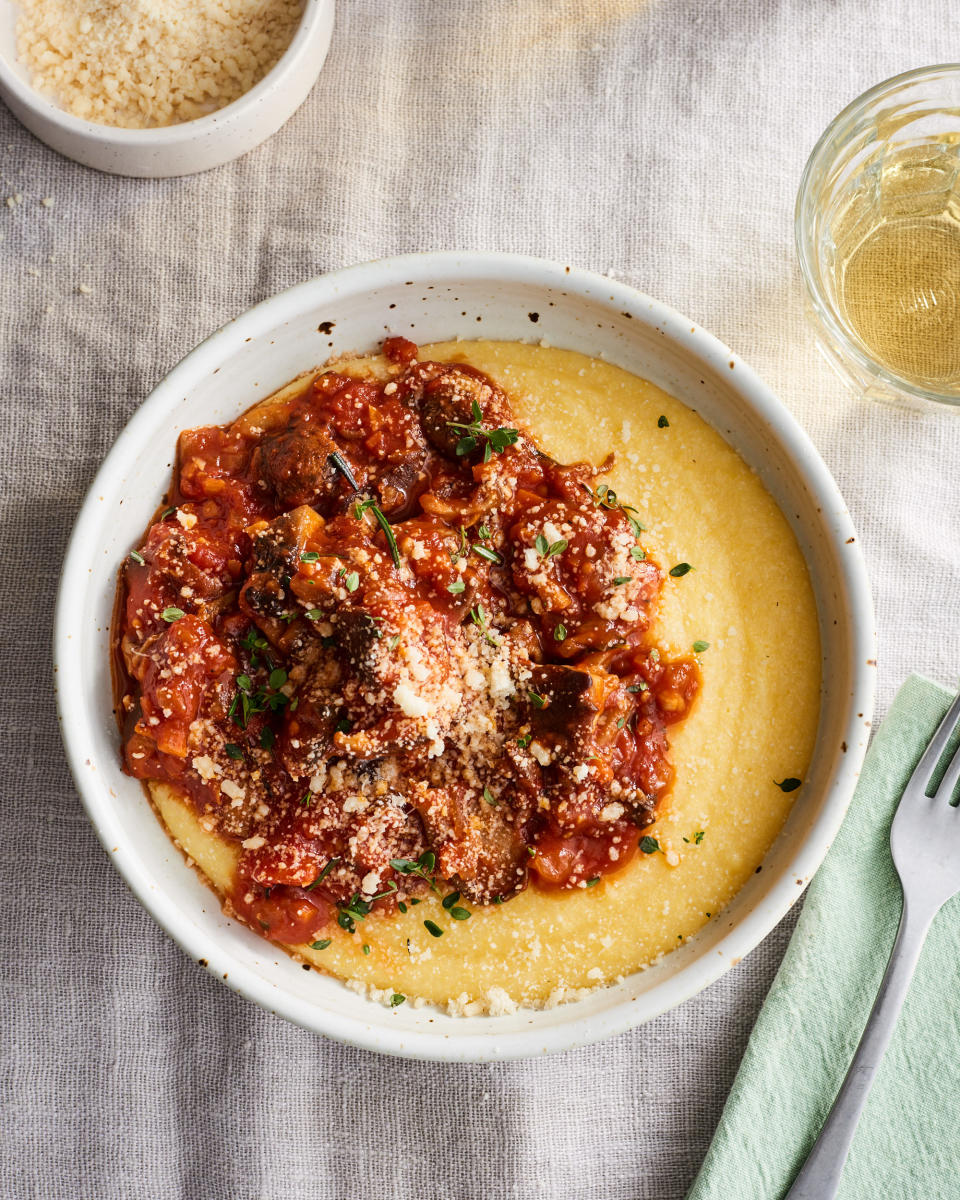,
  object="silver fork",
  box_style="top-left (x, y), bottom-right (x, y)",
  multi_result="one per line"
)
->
top-left (785, 690), bottom-right (960, 1200)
